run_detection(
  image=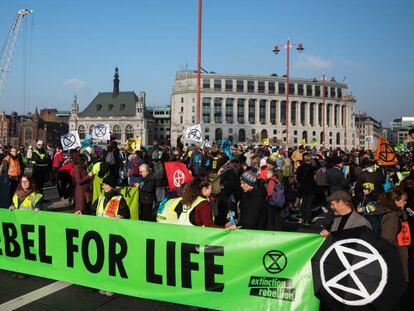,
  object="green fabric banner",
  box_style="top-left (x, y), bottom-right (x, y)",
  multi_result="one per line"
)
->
top-left (0, 209), bottom-right (324, 310)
